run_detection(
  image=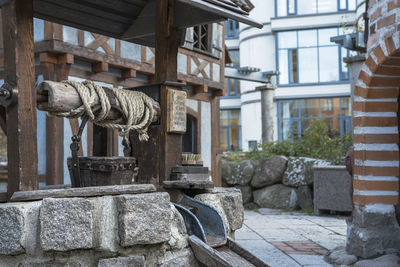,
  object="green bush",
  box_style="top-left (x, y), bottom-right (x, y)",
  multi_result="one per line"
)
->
top-left (244, 119), bottom-right (352, 165)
